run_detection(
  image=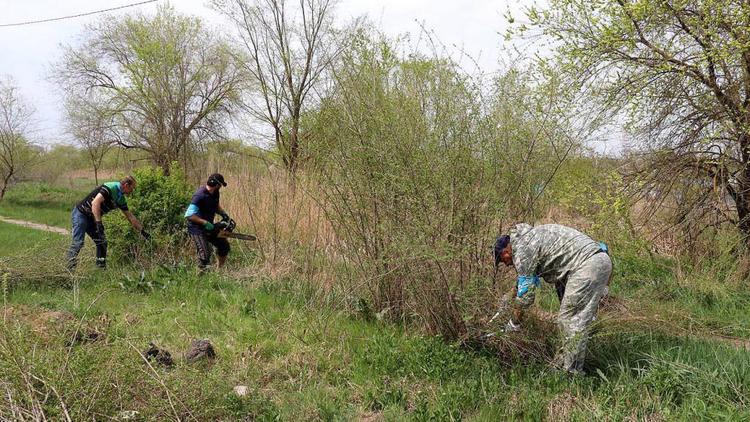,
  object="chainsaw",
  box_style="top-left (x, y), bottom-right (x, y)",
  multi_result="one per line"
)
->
top-left (213, 219), bottom-right (257, 241)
